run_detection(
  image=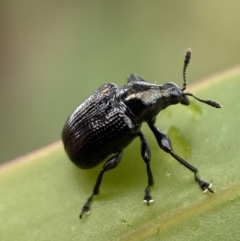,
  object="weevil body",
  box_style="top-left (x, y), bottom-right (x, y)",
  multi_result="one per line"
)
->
top-left (62, 49), bottom-right (222, 218)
